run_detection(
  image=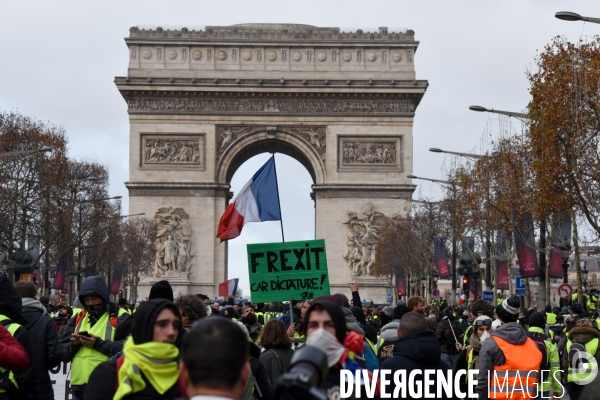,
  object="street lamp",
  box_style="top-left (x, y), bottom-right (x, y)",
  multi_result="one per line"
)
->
top-left (0, 147), bottom-right (52, 159)
top-left (76, 195), bottom-right (123, 297)
top-left (120, 213), bottom-right (145, 218)
top-left (555, 11), bottom-right (600, 24)
top-left (409, 174), bottom-right (457, 301)
top-left (469, 105), bottom-right (530, 123)
top-left (429, 148), bottom-right (484, 160)
top-left (581, 261), bottom-right (588, 291)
